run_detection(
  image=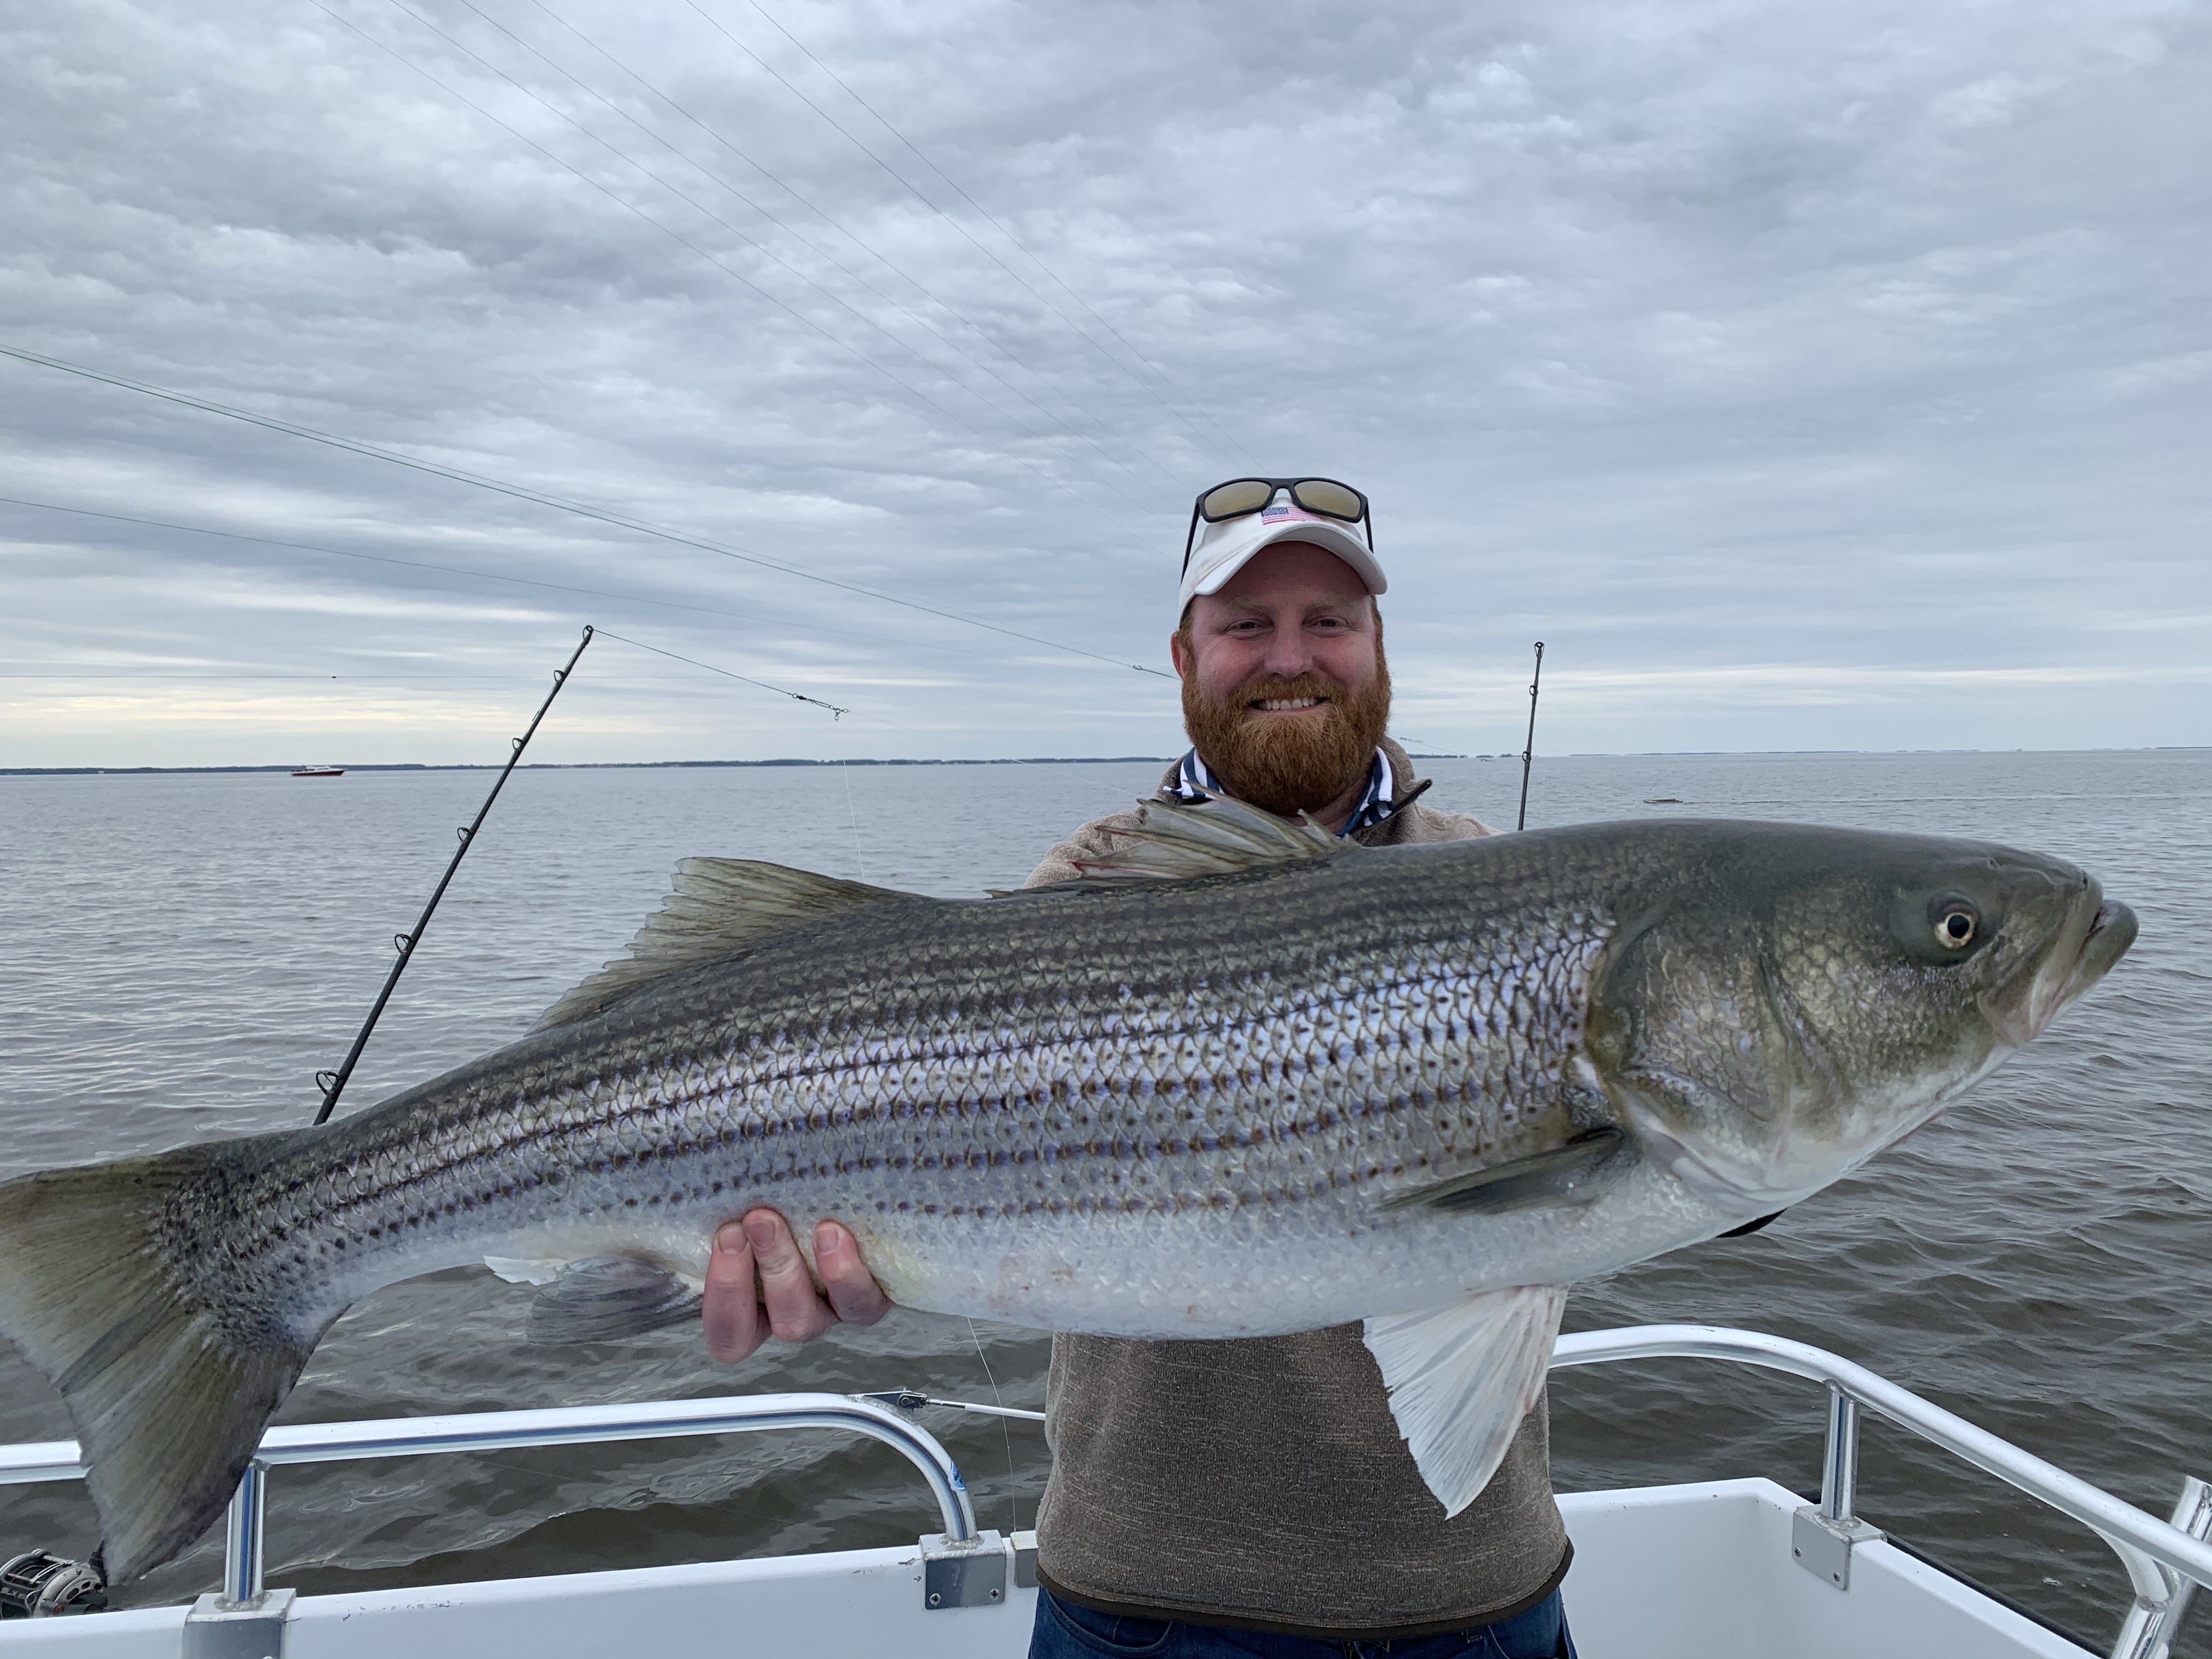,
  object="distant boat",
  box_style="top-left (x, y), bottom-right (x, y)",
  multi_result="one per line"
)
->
top-left (291, 765), bottom-right (345, 778)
